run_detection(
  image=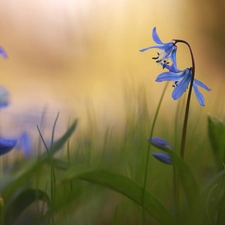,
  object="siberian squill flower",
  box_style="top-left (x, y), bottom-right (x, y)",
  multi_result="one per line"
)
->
top-left (0, 138), bottom-right (17, 156)
top-left (139, 27), bottom-right (177, 68)
top-left (147, 137), bottom-right (173, 165)
top-left (156, 63), bottom-right (211, 106)
top-left (0, 47), bottom-right (7, 58)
